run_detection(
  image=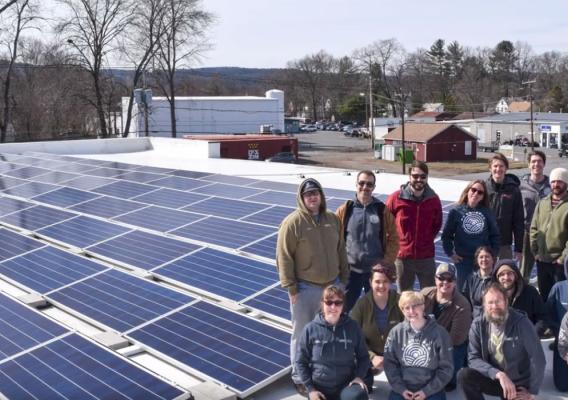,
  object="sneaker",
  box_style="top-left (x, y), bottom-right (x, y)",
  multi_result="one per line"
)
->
top-left (294, 383), bottom-right (307, 396)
